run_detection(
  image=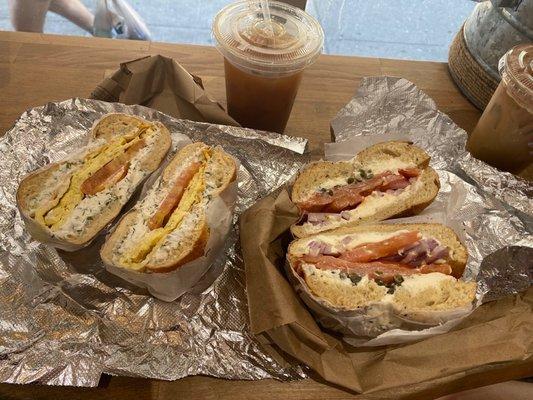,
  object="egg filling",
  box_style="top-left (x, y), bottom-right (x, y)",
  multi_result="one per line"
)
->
top-left (34, 124), bottom-right (154, 231)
